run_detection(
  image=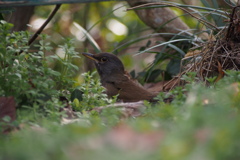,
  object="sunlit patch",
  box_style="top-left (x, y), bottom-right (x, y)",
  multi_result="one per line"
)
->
top-left (56, 47), bottom-right (65, 59)
top-left (106, 33), bottom-right (115, 42)
top-left (70, 25), bottom-right (86, 41)
top-left (203, 99), bottom-right (209, 105)
top-left (186, 93), bottom-right (197, 105)
top-left (30, 18), bottom-right (52, 30)
top-left (13, 59), bottom-right (19, 66)
top-left (61, 11), bottom-right (71, 22)
top-left (113, 3), bottom-right (127, 17)
top-left (107, 19), bottom-right (128, 36)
